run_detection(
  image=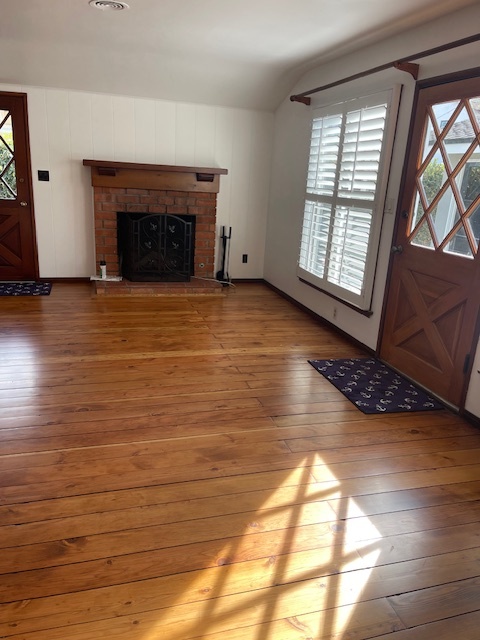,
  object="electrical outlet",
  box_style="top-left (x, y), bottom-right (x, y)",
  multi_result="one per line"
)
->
top-left (242, 254), bottom-right (248, 263)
